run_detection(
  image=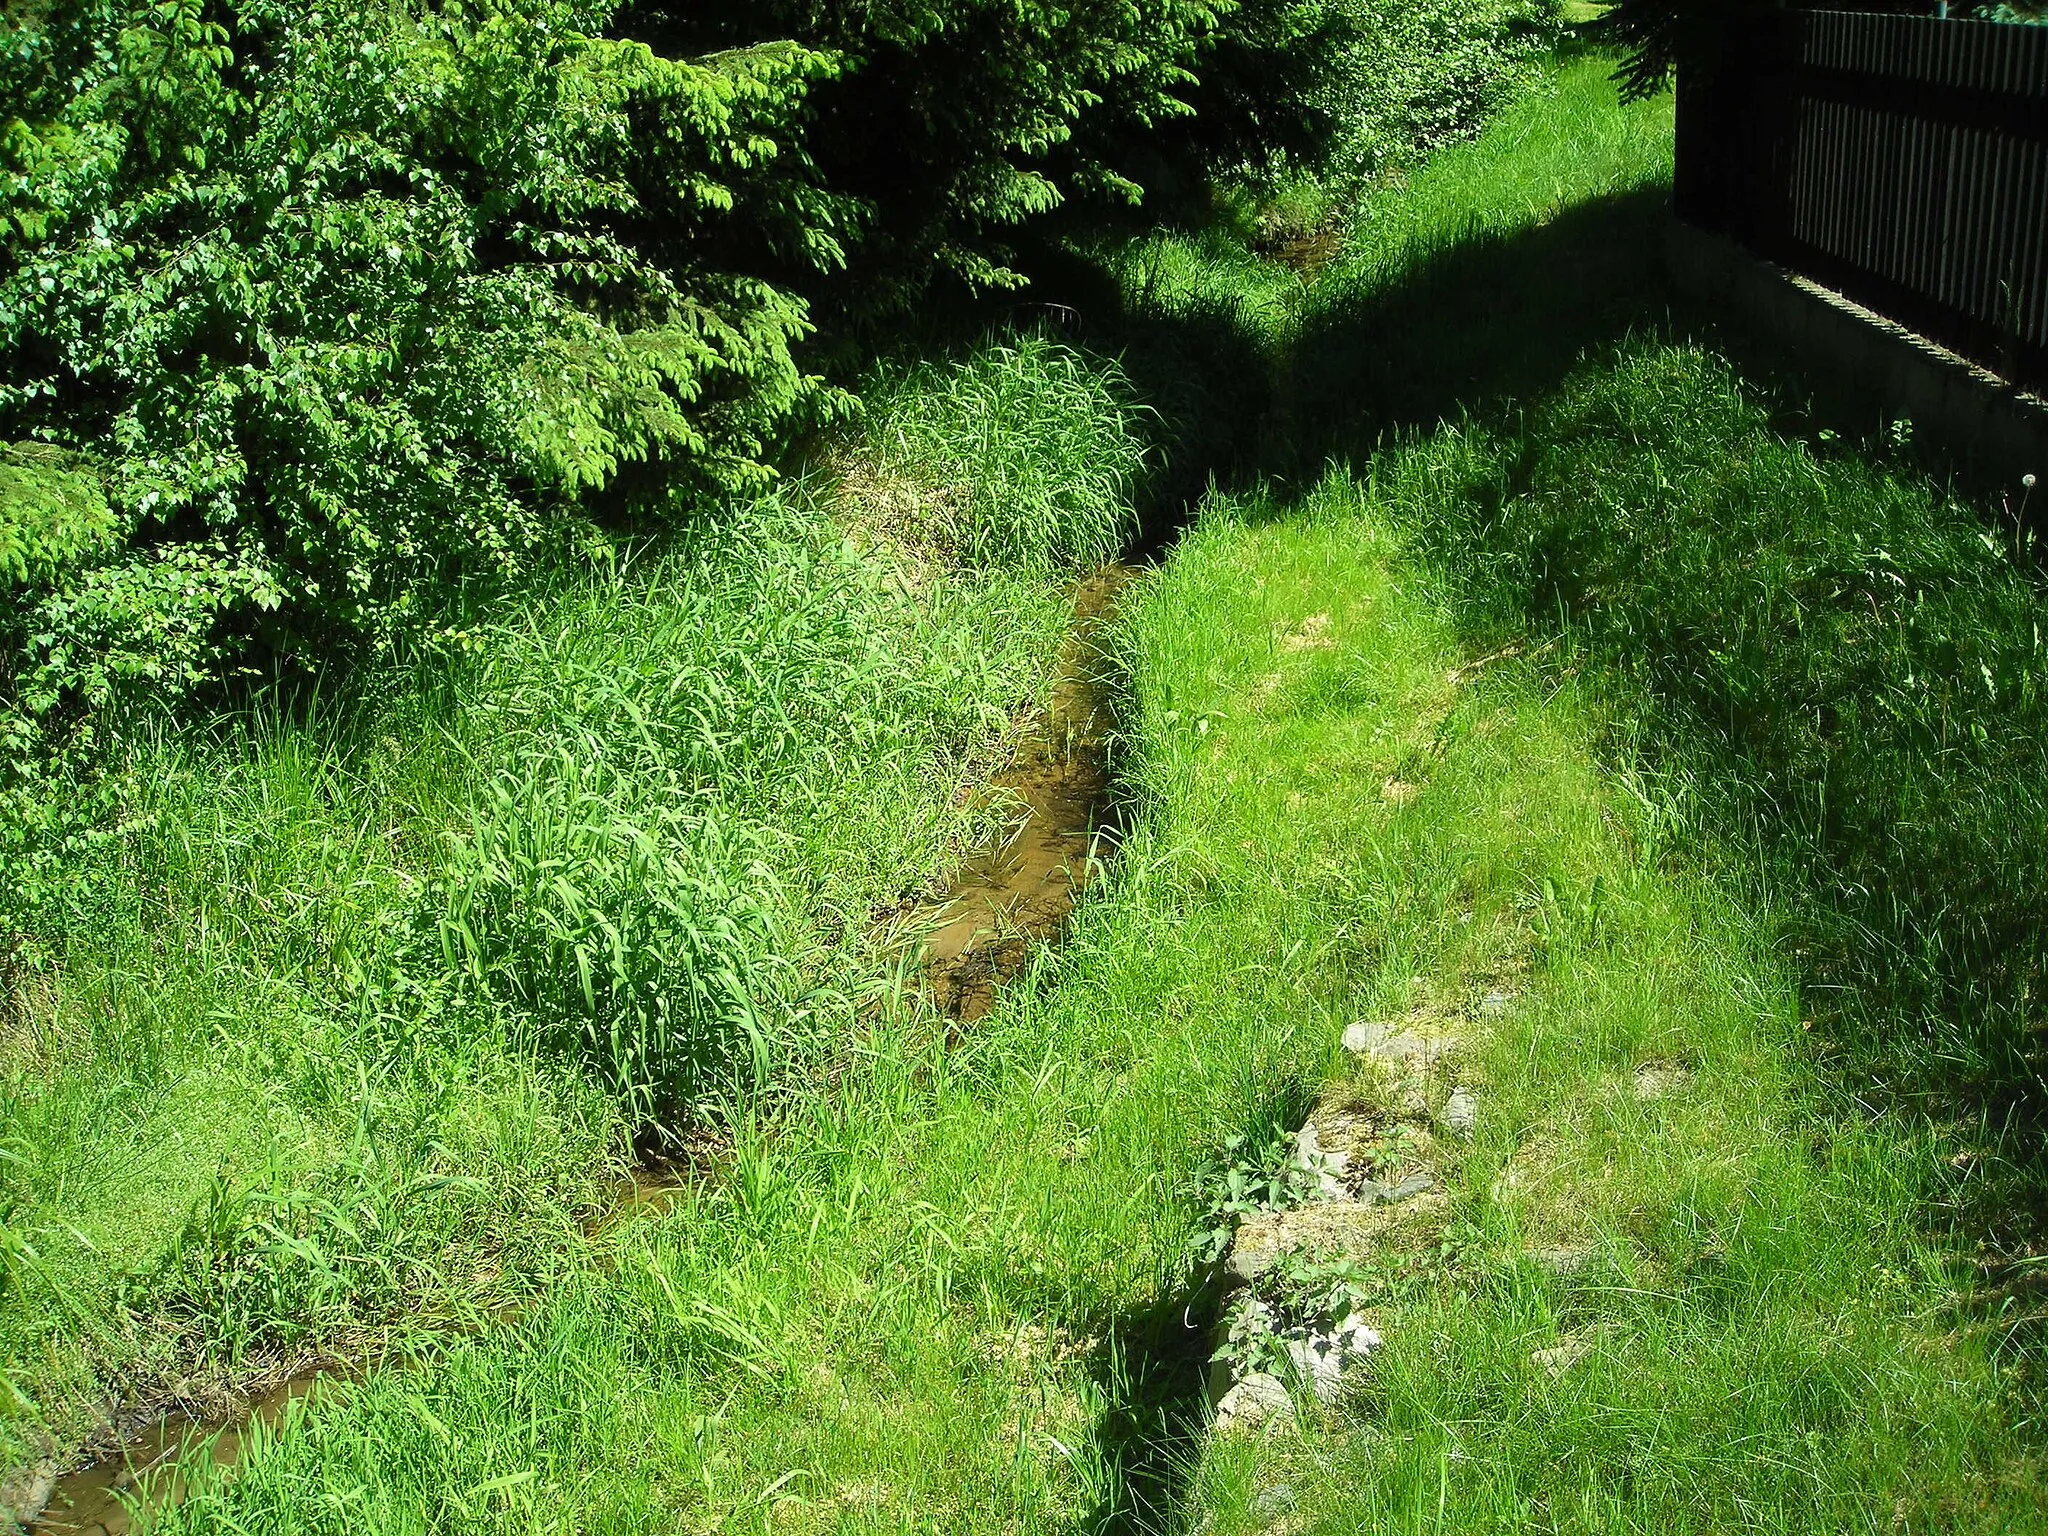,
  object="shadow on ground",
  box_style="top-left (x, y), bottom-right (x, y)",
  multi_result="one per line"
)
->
top-left (1077, 1295), bottom-right (1215, 1536)
top-left (1025, 155), bottom-right (2048, 1524)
